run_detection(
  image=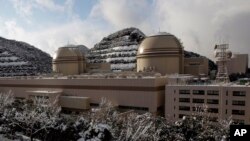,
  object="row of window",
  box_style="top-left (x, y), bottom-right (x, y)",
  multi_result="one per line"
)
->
top-left (232, 100), bottom-right (245, 106)
top-left (179, 90), bottom-right (218, 95)
top-left (179, 106), bottom-right (245, 115)
top-left (178, 114), bottom-right (218, 121)
top-left (179, 106), bottom-right (219, 113)
top-left (179, 98), bottom-right (219, 104)
top-left (179, 98), bottom-right (246, 106)
top-left (178, 115), bottom-right (244, 123)
top-left (232, 110), bottom-right (245, 115)
top-left (179, 90), bottom-right (246, 97)
top-left (233, 91), bottom-right (246, 97)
